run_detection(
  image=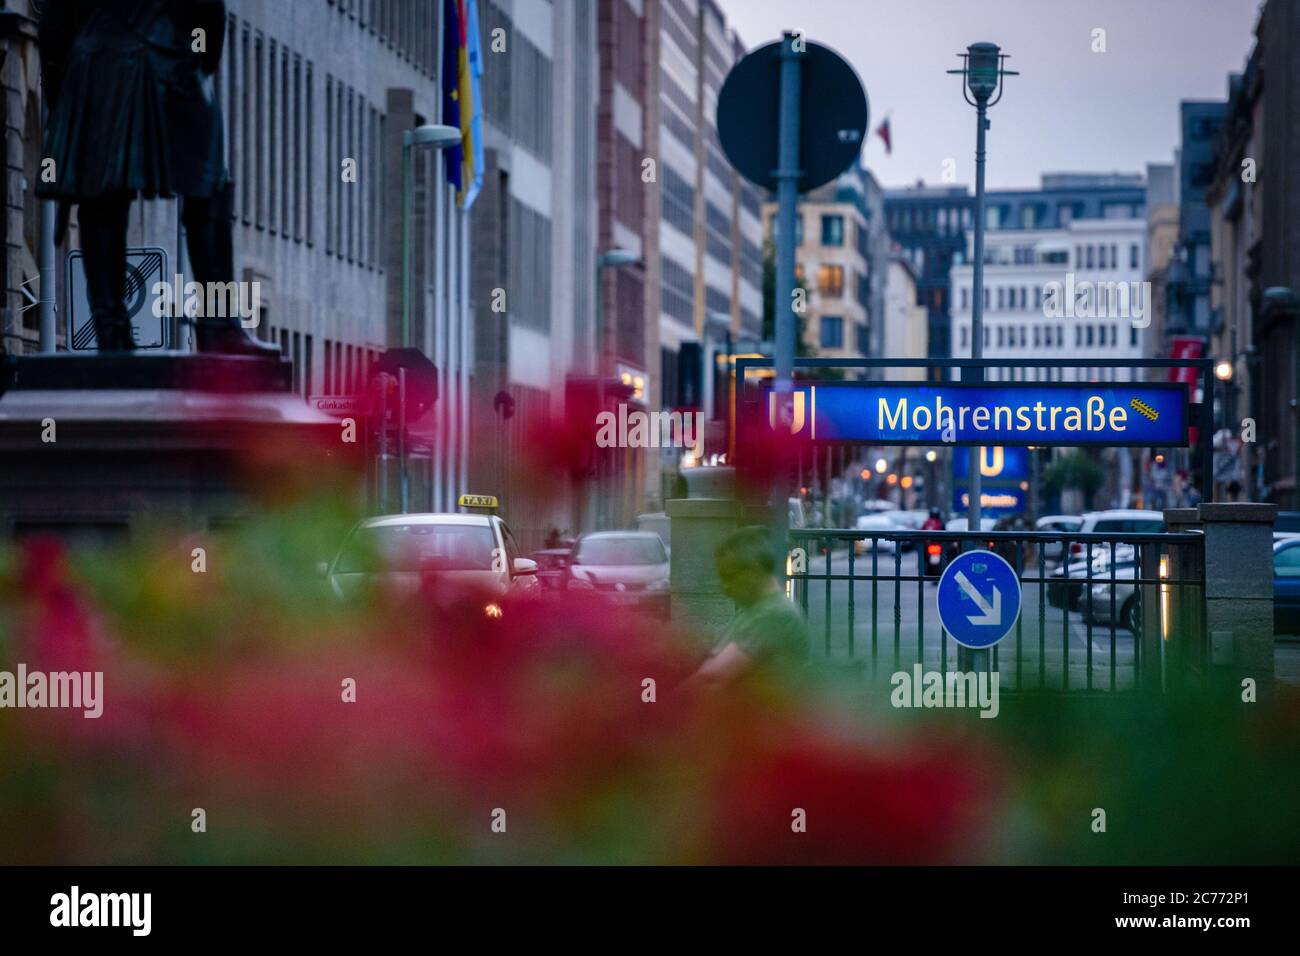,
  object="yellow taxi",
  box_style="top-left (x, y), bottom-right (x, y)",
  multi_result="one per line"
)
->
top-left (327, 494), bottom-right (540, 609)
